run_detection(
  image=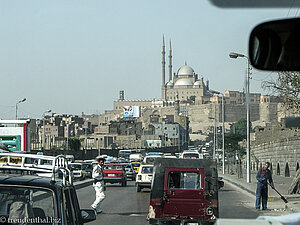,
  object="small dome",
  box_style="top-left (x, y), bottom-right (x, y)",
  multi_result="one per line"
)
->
top-left (166, 80), bottom-right (174, 87)
top-left (174, 78), bottom-right (193, 86)
top-left (177, 65), bottom-right (194, 77)
top-left (194, 80), bottom-right (202, 86)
